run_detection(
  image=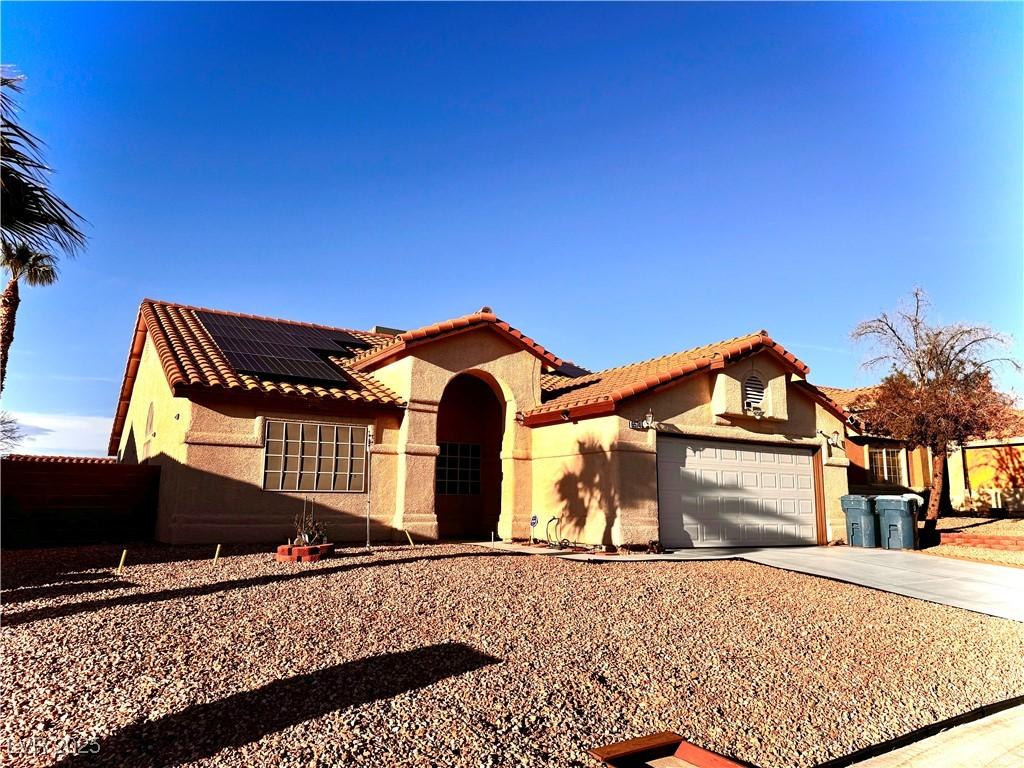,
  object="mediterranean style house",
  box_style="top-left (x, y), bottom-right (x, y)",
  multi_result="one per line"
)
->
top-left (820, 386), bottom-right (1024, 514)
top-left (111, 300), bottom-right (854, 546)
